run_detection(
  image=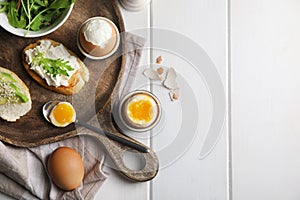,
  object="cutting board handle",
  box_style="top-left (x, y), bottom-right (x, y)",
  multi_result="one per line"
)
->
top-left (83, 130), bottom-right (159, 182)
